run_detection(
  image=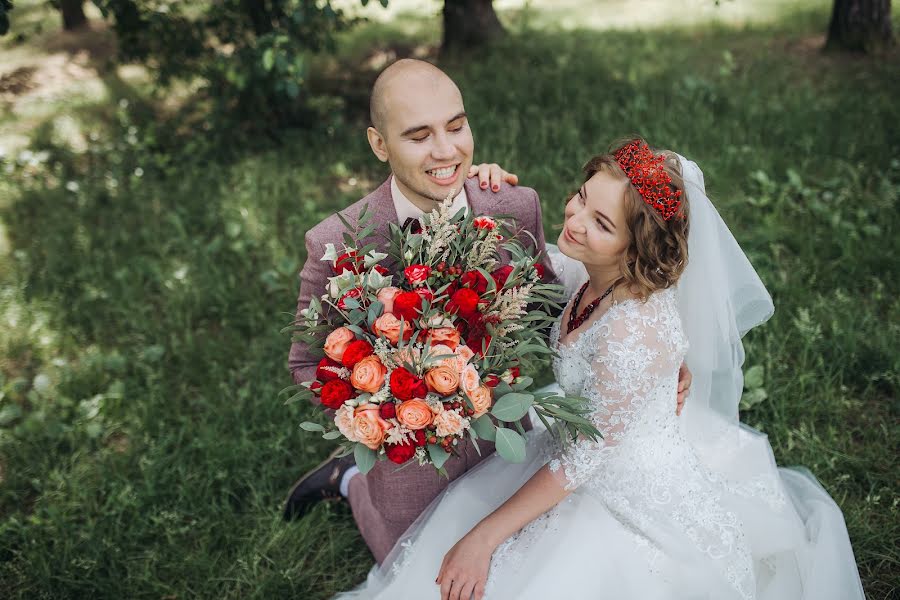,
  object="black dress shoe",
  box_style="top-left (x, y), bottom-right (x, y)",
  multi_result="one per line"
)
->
top-left (283, 447), bottom-right (357, 520)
